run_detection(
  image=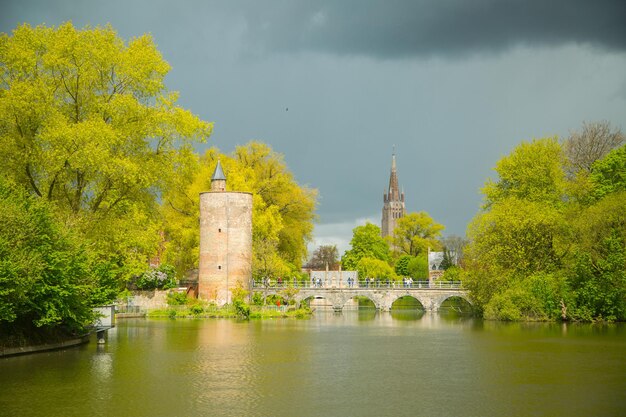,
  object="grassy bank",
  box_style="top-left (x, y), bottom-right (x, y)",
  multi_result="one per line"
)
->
top-left (146, 305), bottom-right (312, 319)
